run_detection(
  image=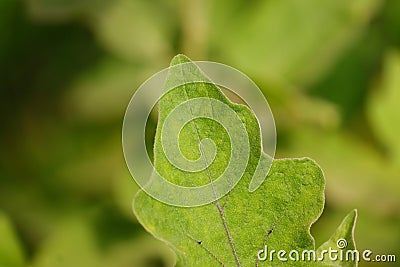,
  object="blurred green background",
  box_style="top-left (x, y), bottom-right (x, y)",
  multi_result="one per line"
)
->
top-left (0, 0), bottom-right (399, 266)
